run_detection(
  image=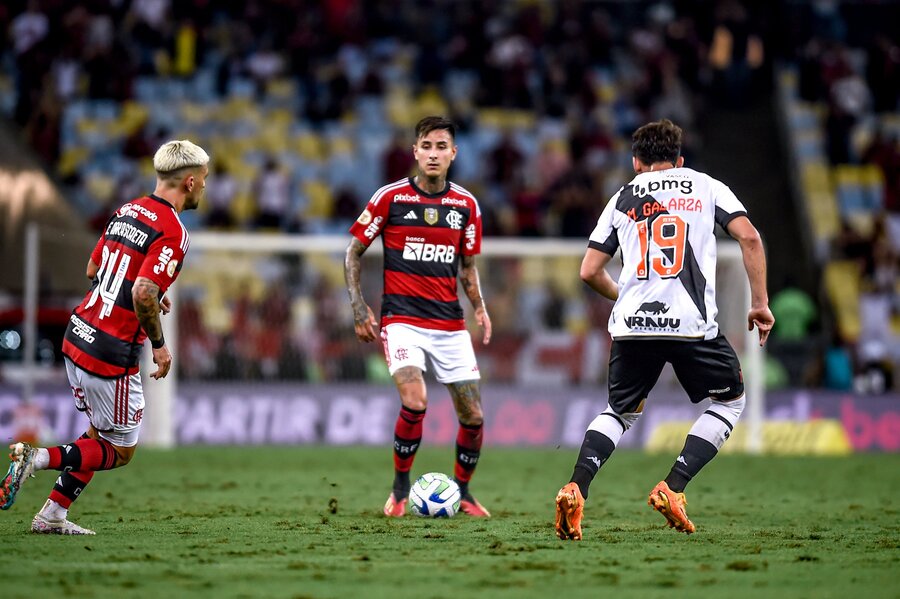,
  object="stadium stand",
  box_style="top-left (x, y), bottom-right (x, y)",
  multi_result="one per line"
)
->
top-left (1, 0), bottom-right (897, 390)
